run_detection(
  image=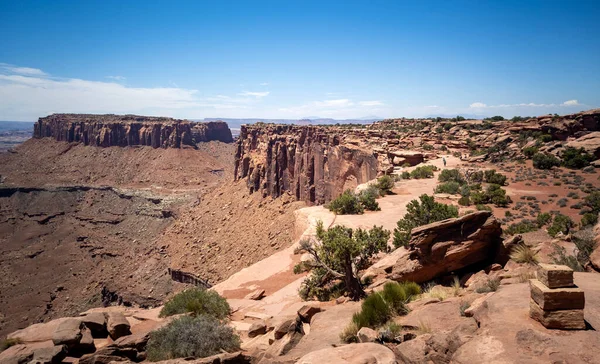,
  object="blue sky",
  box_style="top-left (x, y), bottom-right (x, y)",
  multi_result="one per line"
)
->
top-left (0, 0), bottom-right (599, 121)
